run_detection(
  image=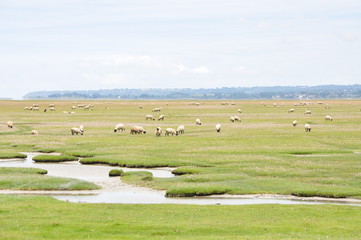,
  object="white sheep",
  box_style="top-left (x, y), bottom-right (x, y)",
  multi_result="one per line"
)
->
top-left (31, 130), bottom-right (38, 135)
top-left (7, 121), bottom-right (13, 128)
top-left (155, 127), bottom-right (162, 137)
top-left (230, 117), bottom-right (235, 122)
top-left (195, 118), bottom-right (202, 125)
top-left (145, 114), bottom-right (155, 121)
top-left (71, 105), bottom-right (76, 110)
top-left (79, 125), bottom-right (84, 132)
top-left (215, 123), bottom-right (221, 132)
top-left (233, 116), bottom-right (241, 122)
top-left (237, 109), bottom-right (242, 113)
top-left (325, 115), bottom-right (333, 121)
top-left (49, 104), bottom-right (55, 107)
top-left (158, 115), bottom-right (165, 121)
top-left (304, 110), bottom-right (312, 115)
top-left (114, 123), bottom-right (126, 133)
top-left (71, 127), bottom-right (83, 135)
top-left (130, 126), bottom-right (146, 134)
top-left (62, 111), bottom-right (68, 114)
top-left (165, 128), bottom-right (178, 136)
top-left (304, 124), bottom-right (311, 132)
top-left (177, 125), bottom-right (185, 134)
top-left (152, 107), bottom-right (162, 112)
top-left (288, 108), bottom-right (295, 113)
top-left (292, 120), bottom-right (297, 127)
